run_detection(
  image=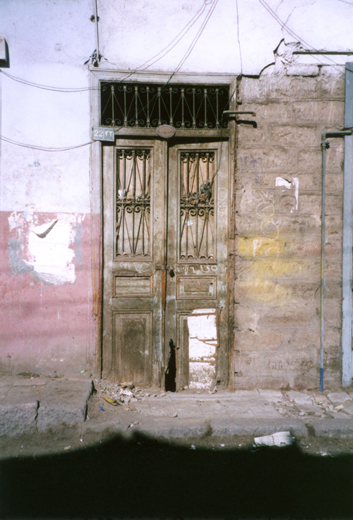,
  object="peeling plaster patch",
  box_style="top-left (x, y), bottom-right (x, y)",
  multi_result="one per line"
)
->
top-left (276, 177), bottom-right (299, 212)
top-left (8, 237), bottom-right (34, 276)
top-left (73, 222), bottom-right (84, 270)
top-left (28, 219), bottom-right (75, 284)
top-left (8, 212), bottom-right (83, 285)
top-left (188, 309), bottom-right (218, 389)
